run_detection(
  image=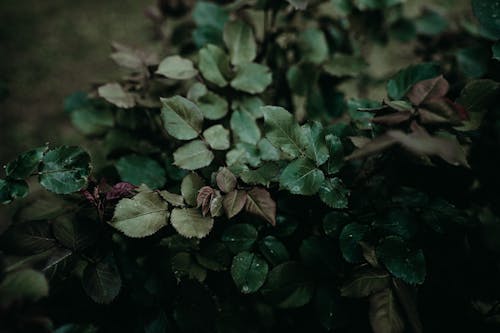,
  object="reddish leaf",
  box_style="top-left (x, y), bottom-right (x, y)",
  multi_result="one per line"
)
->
top-left (223, 190), bottom-right (247, 219)
top-left (372, 111), bottom-right (412, 125)
top-left (106, 182), bottom-right (137, 201)
top-left (407, 75), bottom-right (449, 106)
top-left (245, 188), bottom-right (276, 226)
top-left (216, 167), bottom-right (237, 193)
top-left (197, 186), bottom-right (215, 216)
